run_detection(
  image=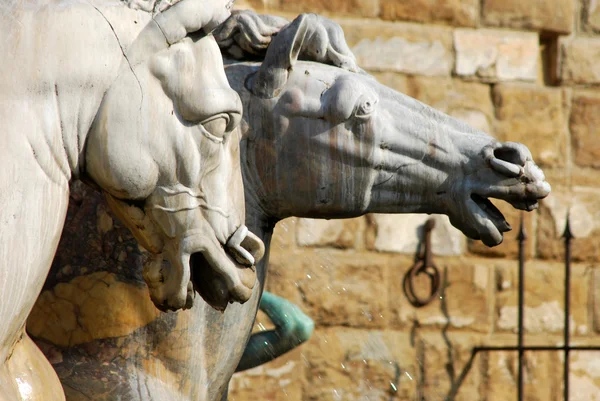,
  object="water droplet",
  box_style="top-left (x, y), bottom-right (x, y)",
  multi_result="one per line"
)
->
top-left (405, 371), bottom-right (413, 380)
top-left (342, 287), bottom-right (347, 291)
top-left (307, 274), bottom-right (312, 279)
top-left (257, 322), bottom-right (266, 331)
top-left (390, 382), bottom-right (397, 392)
top-left (340, 363), bottom-right (346, 369)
